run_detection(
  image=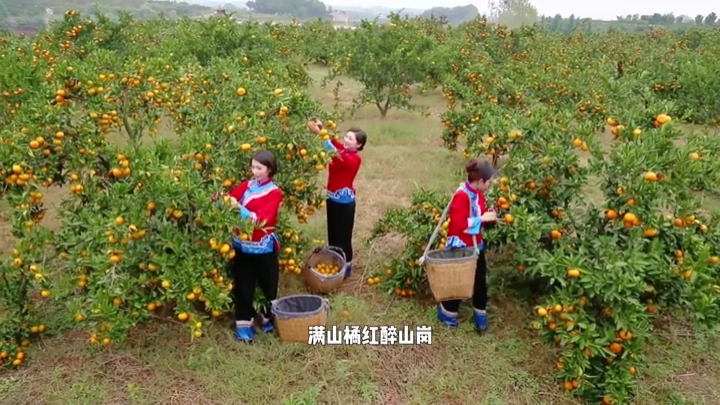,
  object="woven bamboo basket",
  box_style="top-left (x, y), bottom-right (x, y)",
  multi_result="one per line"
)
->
top-left (272, 295), bottom-right (329, 344)
top-left (424, 248), bottom-right (477, 301)
top-left (302, 246), bottom-right (347, 294)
